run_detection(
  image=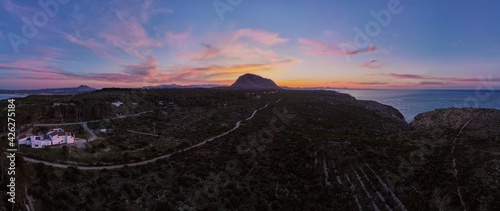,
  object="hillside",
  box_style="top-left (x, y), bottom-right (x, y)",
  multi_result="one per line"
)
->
top-left (0, 89), bottom-right (498, 210)
top-left (231, 73), bottom-right (281, 89)
top-left (0, 85), bottom-right (97, 95)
